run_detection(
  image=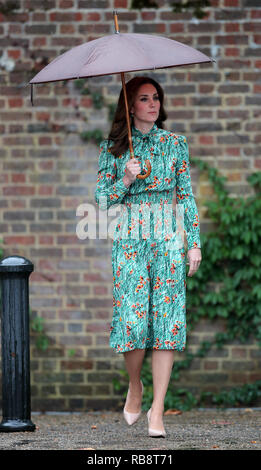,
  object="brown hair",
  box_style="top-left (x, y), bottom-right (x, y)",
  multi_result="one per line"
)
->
top-left (107, 76), bottom-right (167, 158)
